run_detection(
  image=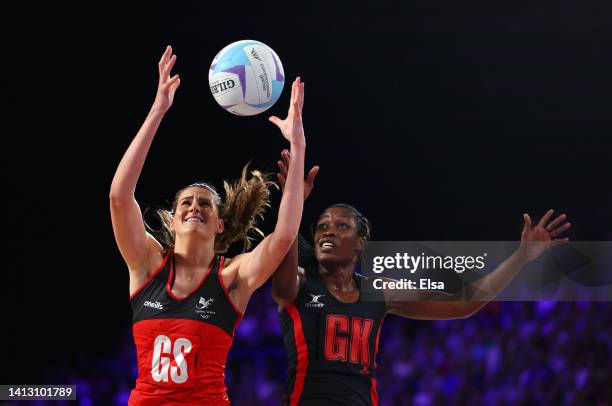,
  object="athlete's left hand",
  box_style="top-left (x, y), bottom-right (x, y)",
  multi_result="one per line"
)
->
top-left (269, 77), bottom-right (305, 145)
top-left (518, 209), bottom-right (571, 262)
